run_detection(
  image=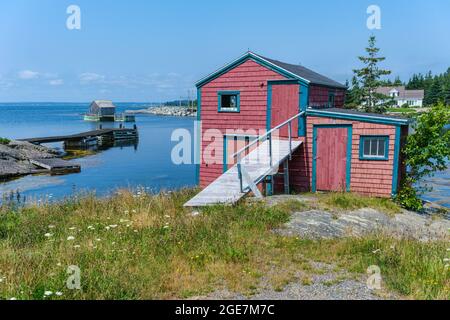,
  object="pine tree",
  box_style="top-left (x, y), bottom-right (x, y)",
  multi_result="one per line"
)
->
top-left (344, 76), bottom-right (362, 109)
top-left (393, 76), bottom-right (403, 86)
top-left (353, 36), bottom-right (391, 113)
top-left (425, 77), bottom-right (442, 106)
top-left (444, 83), bottom-right (450, 106)
top-left (344, 79), bottom-right (352, 105)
